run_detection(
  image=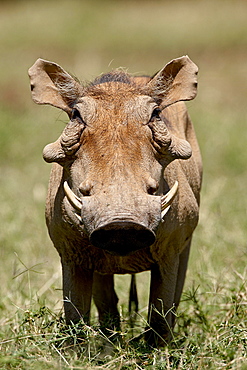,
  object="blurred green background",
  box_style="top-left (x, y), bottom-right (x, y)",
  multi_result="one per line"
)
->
top-left (0, 0), bottom-right (247, 323)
